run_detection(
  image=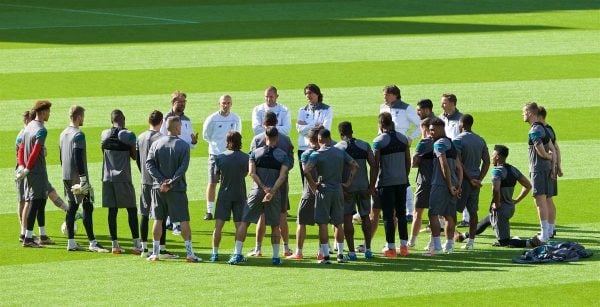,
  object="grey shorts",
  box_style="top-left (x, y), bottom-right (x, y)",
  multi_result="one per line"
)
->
top-left (16, 179), bottom-right (25, 202)
top-left (343, 190), bottom-right (371, 217)
top-left (208, 154), bottom-right (218, 184)
top-left (25, 172), bottom-right (49, 201)
top-left (243, 189), bottom-right (281, 226)
top-left (215, 197), bottom-right (245, 222)
top-left (314, 189), bottom-right (344, 225)
top-left (151, 189), bottom-right (190, 223)
top-left (429, 185), bottom-right (457, 217)
top-left (531, 170), bottom-right (550, 196)
top-left (279, 181), bottom-right (290, 213)
top-left (139, 184), bottom-right (153, 216)
top-left (414, 183), bottom-right (431, 209)
top-left (490, 204), bottom-right (515, 241)
top-left (102, 181), bottom-right (136, 208)
top-left (297, 197), bottom-right (315, 225)
top-left (456, 179), bottom-right (480, 213)
top-left (548, 178), bottom-right (558, 197)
